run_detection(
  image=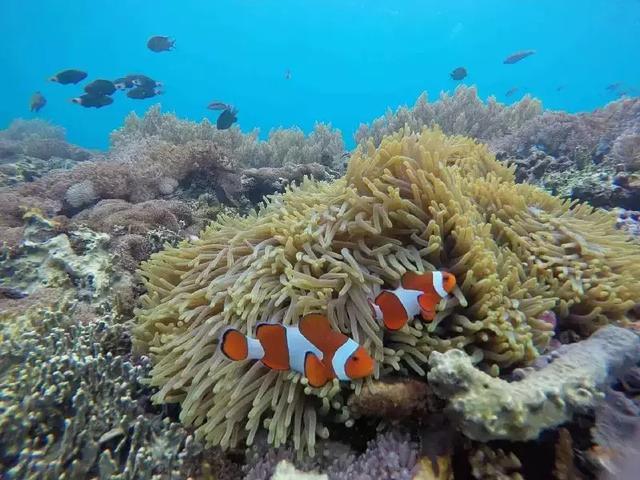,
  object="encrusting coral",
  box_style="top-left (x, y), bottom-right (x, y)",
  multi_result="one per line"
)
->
top-left (134, 126), bottom-right (640, 456)
top-left (427, 326), bottom-right (640, 442)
